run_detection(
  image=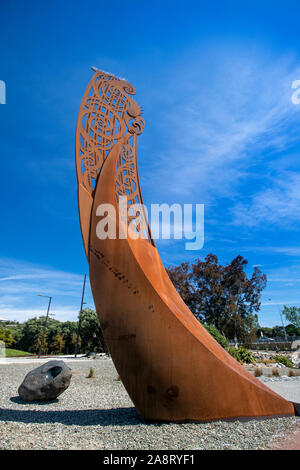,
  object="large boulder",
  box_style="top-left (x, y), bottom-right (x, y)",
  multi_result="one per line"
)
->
top-left (18, 360), bottom-right (72, 401)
